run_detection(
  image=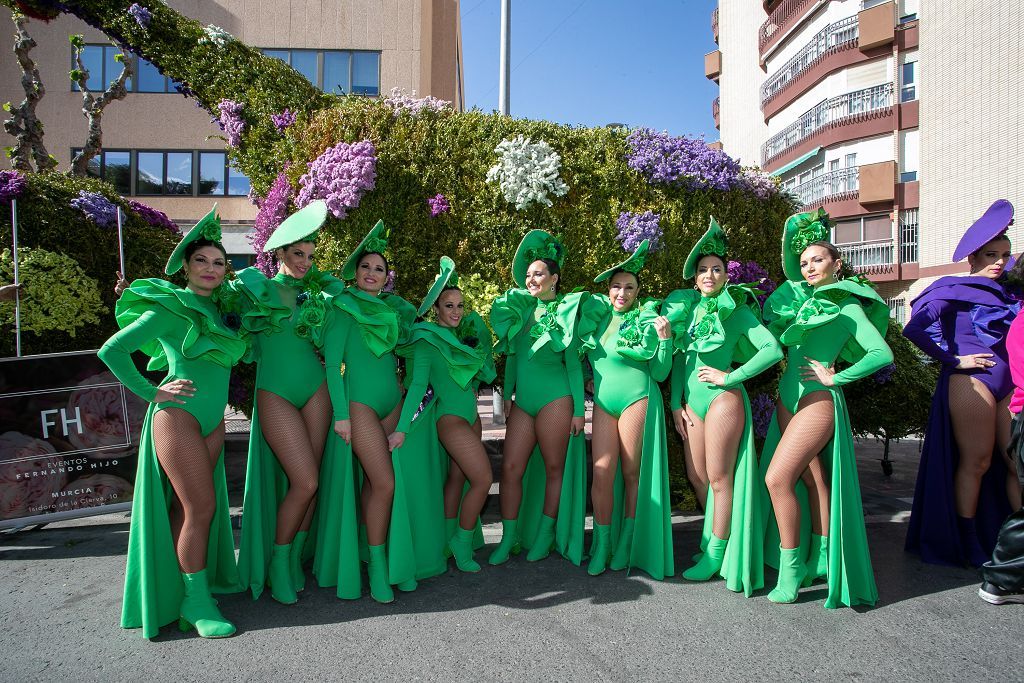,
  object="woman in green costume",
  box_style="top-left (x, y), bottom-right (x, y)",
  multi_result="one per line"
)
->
top-left (760, 209), bottom-right (893, 607)
top-left (662, 218), bottom-right (783, 596)
top-left (323, 221), bottom-right (419, 603)
top-left (489, 230), bottom-right (588, 566)
top-left (234, 200), bottom-right (348, 605)
top-left (390, 257), bottom-right (496, 572)
top-left (578, 240), bottom-right (675, 578)
top-left (99, 207), bottom-right (246, 638)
